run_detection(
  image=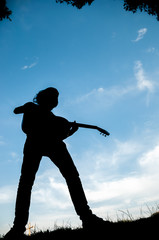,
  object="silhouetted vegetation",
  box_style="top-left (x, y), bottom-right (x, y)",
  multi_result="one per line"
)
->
top-left (55, 0), bottom-right (94, 9)
top-left (1, 212), bottom-right (159, 239)
top-left (0, 0), bottom-right (12, 21)
top-left (124, 0), bottom-right (159, 21)
top-left (1, 0), bottom-right (159, 22)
